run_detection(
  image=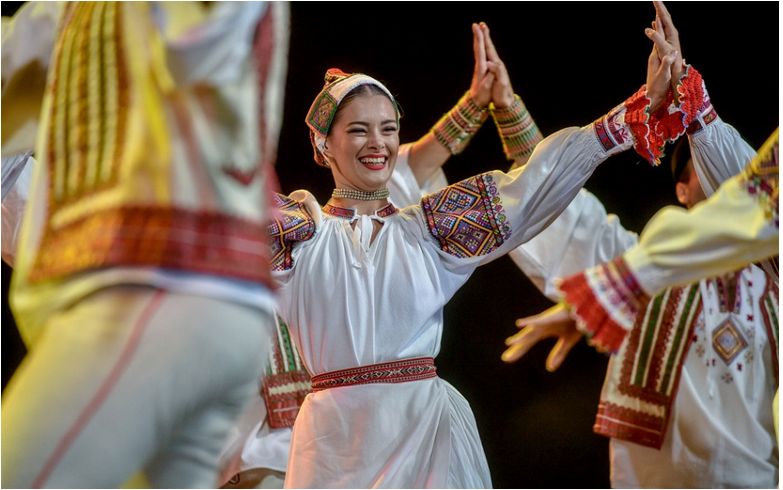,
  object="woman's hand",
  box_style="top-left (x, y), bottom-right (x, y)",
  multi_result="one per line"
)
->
top-left (644, 21), bottom-right (678, 113)
top-left (652, 1), bottom-right (685, 101)
top-left (479, 22), bottom-right (515, 109)
top-left (468, 22), bottom-right (494, 108)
